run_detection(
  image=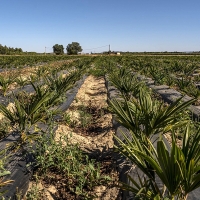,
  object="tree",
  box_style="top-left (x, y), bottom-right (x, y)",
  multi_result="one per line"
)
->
top-left (53, 44), bottom-right (64, 55)
top-left (0, 44), bottom-right (23, 55)
top-left (66, 42), bottom-right (82, 55)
